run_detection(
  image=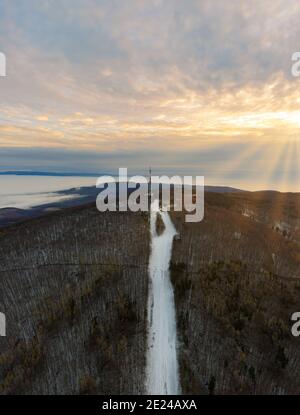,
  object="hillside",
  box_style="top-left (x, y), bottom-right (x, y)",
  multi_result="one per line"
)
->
top-left (170, 191), bottom-right (300, 394)
top-left (0, 205), bottom-right (149, 394)
top-left (0, 190), bottom-right (299, 394)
